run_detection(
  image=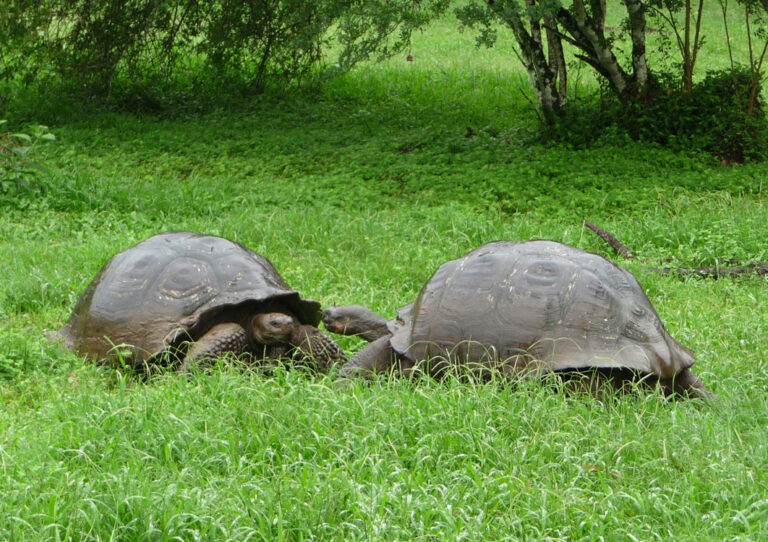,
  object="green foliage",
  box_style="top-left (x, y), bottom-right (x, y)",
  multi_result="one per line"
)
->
top-left (0, 0), bottom-right (449, 101)
top-left (455, 1), bottom-right (528, 50)
top-left (199, 0), bottom-right (330, 91)
top-left (334, 0), bottom-right (450, 68)
top-left (455, 0), bottom-right (768, 159)
top-left (0, 120), bottom-right (55, 208)
top-left (550, 67), bottom-right (768, 162)
top-left (0, 14), bottom-right (768, 539)
top-left (661, 67), bottom-right (768, 163)
top-left (0, 0), bottom-right (54, 83)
